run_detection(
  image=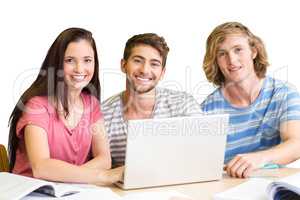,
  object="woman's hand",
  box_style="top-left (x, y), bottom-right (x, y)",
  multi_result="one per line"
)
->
top-left (94, 166), bottom-right (125, 186)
